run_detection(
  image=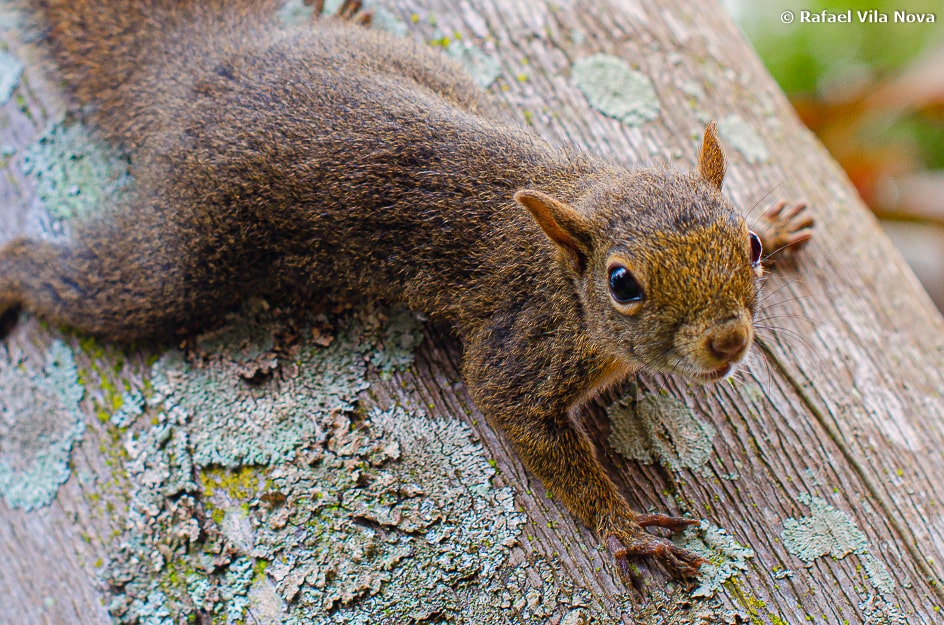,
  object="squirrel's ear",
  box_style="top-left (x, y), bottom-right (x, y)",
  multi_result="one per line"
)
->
top-left (698, 121), bottom-right (726, 192)
top-left (515, 189), bottom-right (592, 273)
